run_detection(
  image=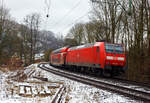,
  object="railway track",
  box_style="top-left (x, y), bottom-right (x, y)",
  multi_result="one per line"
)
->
top-left (112, 77), bottom-right (150, 89)
top-left (51, 85), bottom-right (65, 103)
top-left (38, 63), bottom-right (150, 102)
